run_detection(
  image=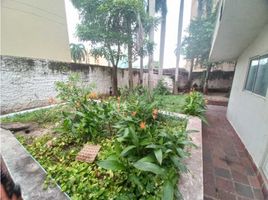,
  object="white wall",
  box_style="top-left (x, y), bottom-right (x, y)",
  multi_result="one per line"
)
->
top-left (227, 24), bottom-right (268, 167)
top-left (0, 56), bottom-right (173, 114)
